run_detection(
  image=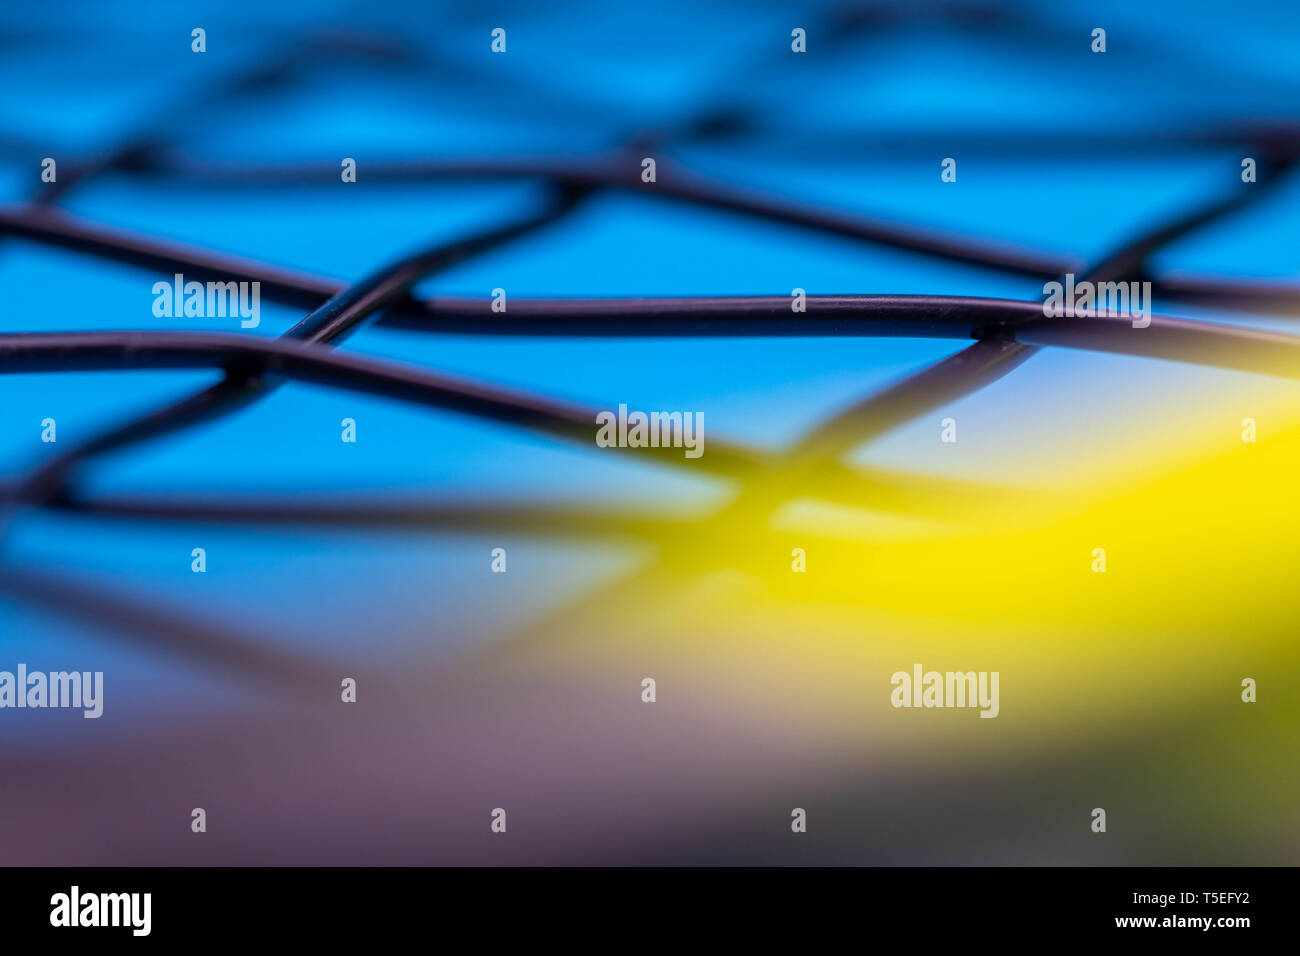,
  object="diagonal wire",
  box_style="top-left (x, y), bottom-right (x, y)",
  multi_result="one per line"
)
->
top-left (473, 148), bottom-right (1300, 654)
top-left (0, 10), bottom-right (1297, 683)
top-left (9, 185), bottom-right (591, 510)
